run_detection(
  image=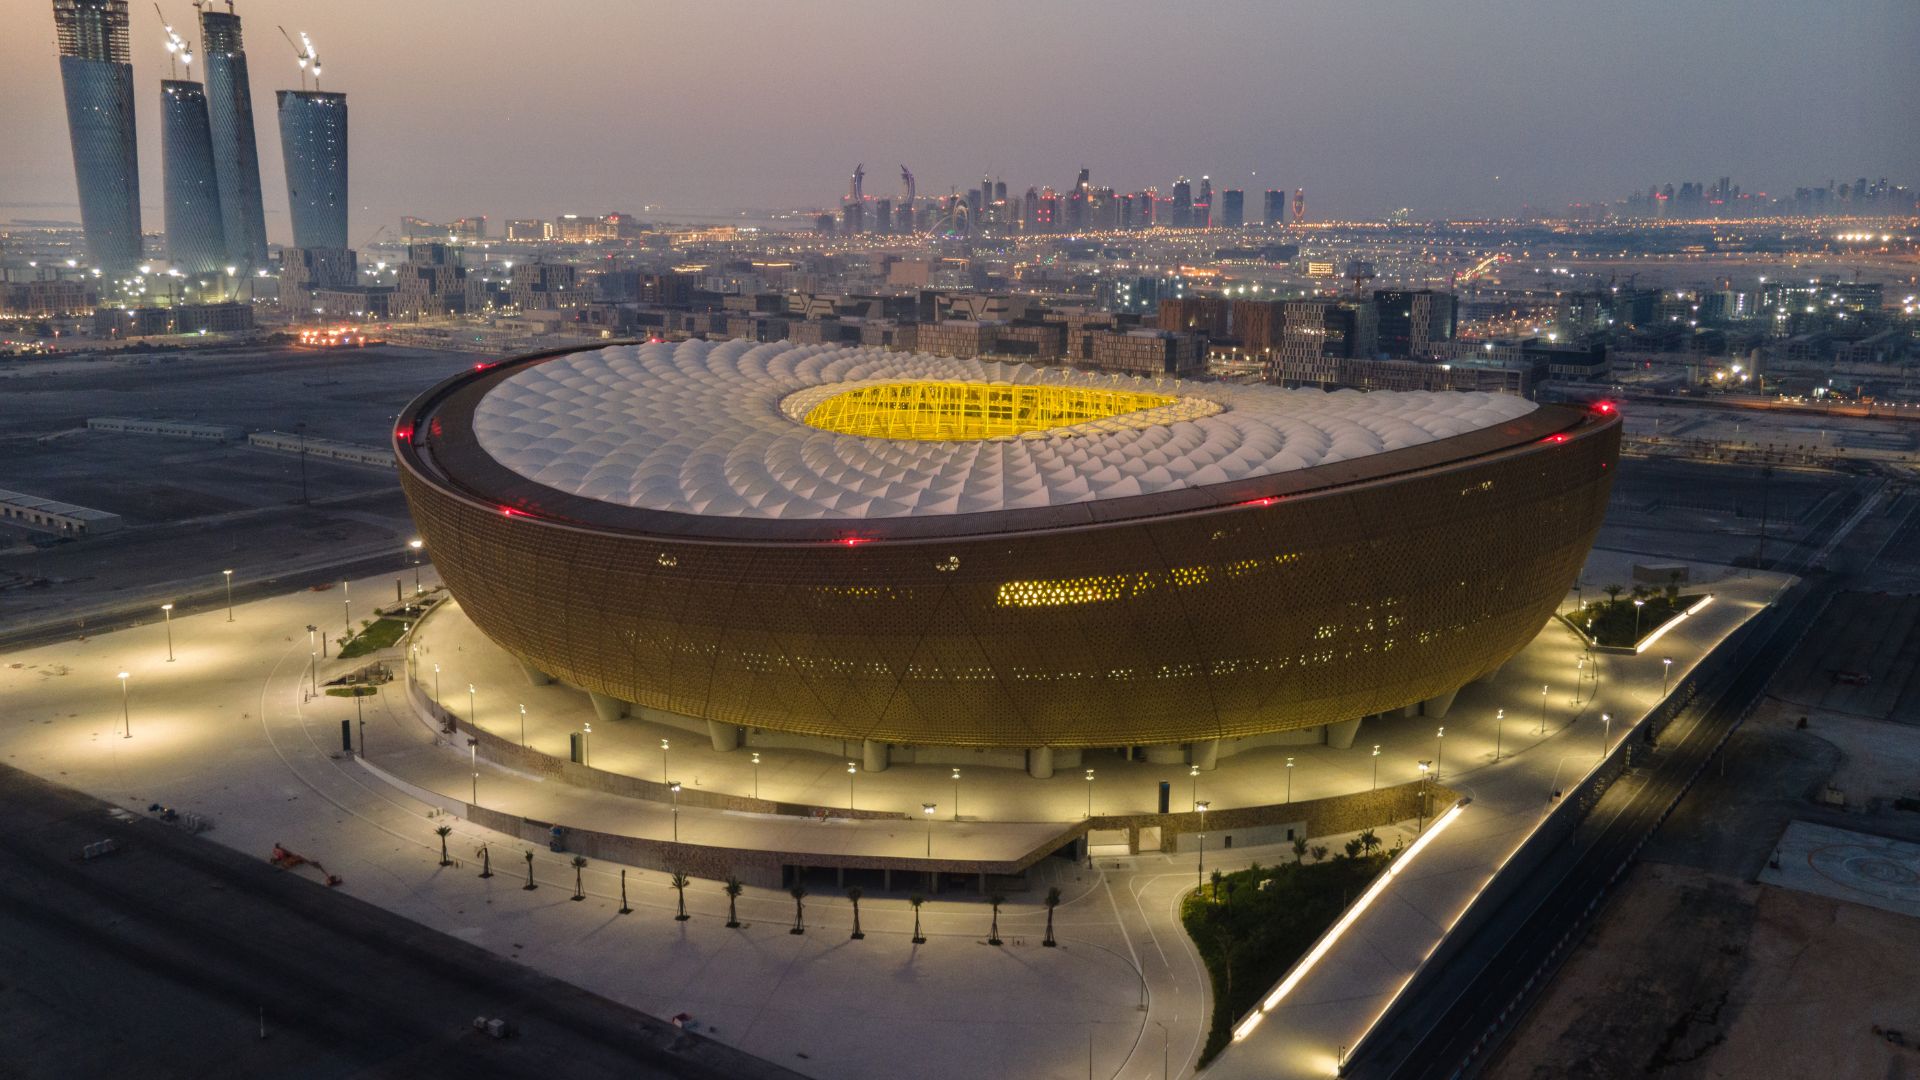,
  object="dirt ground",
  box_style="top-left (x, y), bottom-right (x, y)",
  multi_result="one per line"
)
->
top-left (1488, 701), bottom-right (1920, 1080)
